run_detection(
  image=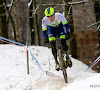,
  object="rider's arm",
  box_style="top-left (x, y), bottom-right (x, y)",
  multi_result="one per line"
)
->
top-left (43, 30), bottom-right (48, 39)
top-left (64, 23), bottom-right (70, 34)
top-left (58, 13), bottom-right (70, 33)
top-left (42, 18), bottom-right (48, 39)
